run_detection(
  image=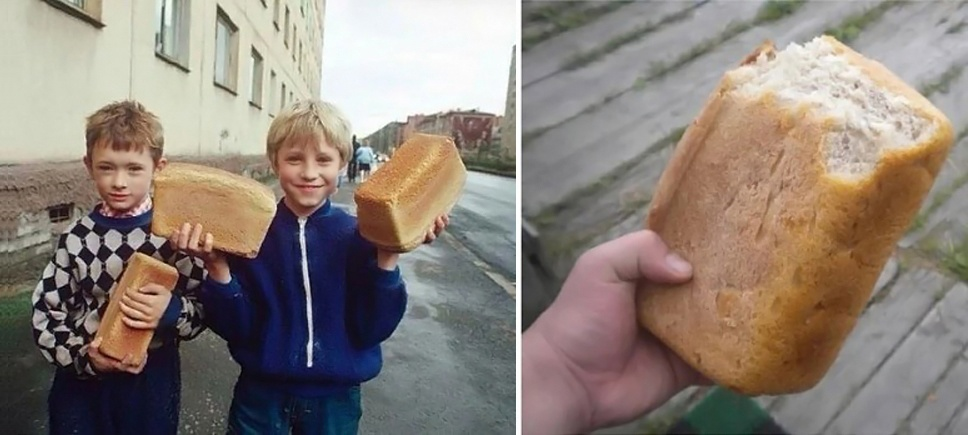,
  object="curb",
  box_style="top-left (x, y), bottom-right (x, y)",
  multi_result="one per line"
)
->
top-left (465, 166), bottom-right (516, 178)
